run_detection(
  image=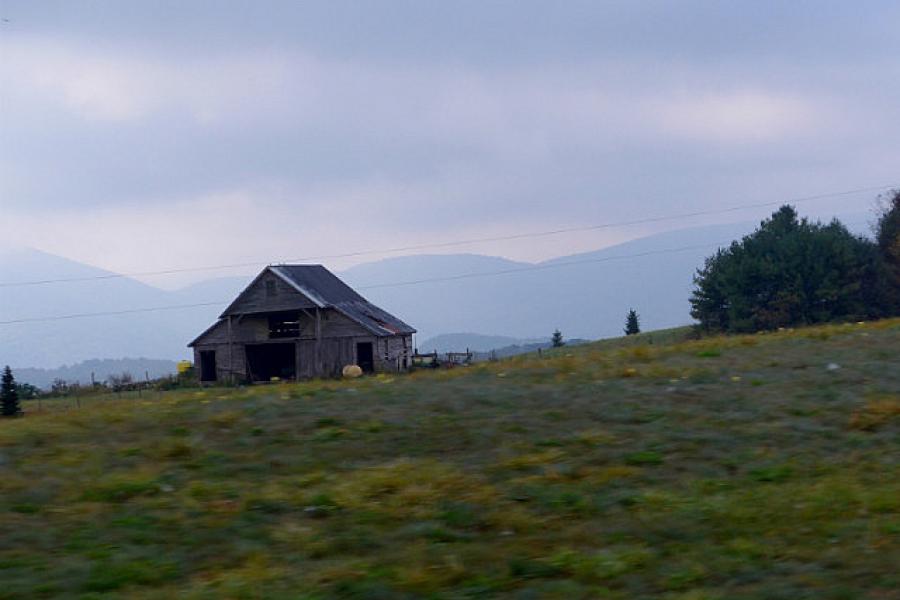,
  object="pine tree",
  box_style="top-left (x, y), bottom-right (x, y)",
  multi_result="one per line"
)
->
top-left (1, 366), bottom-right (21, 417)
top-left (551, 329), bottom-right (565, 347)
top-left (690, 205), bottom-right (877, 332)
top-left (625, 309), bottom-right (641, 335)
top-left (875, 190), bottom-right (900, 314)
